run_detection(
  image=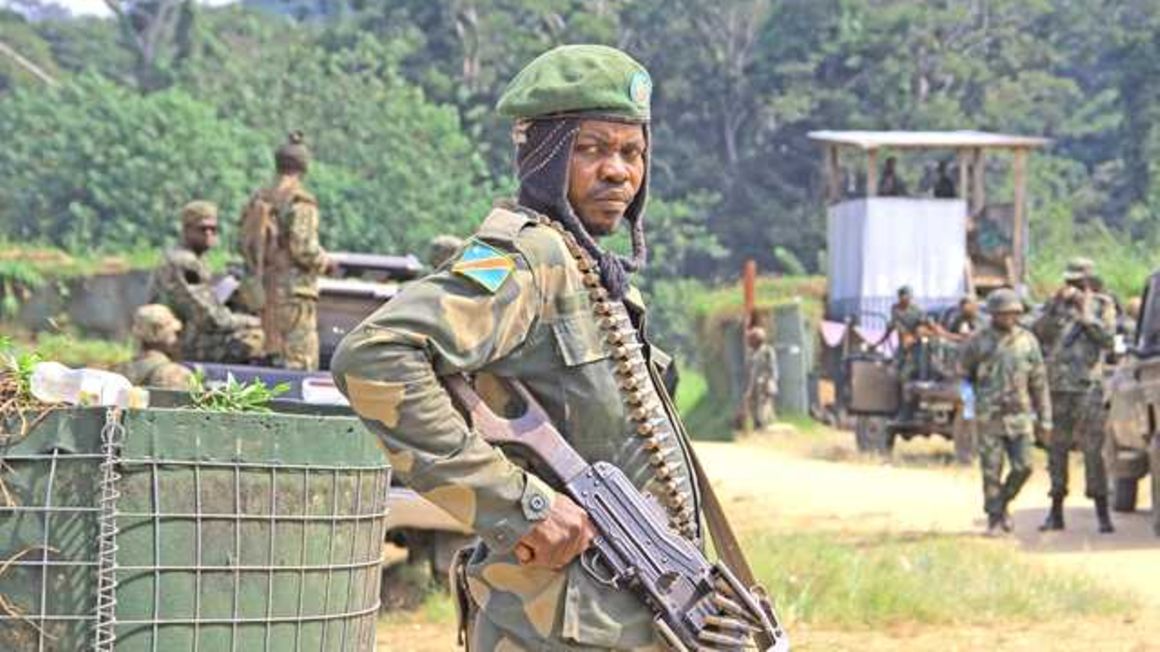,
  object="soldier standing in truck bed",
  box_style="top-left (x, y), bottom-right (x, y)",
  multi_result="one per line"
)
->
top-left (332, 45), bottom-right (726, 650)
top-left (239, 132), bottom-right (331, 370)
top-left (152, 201), bottom-right (264, 363)
top-left (1032, 257), bottom-right (1117, 533)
